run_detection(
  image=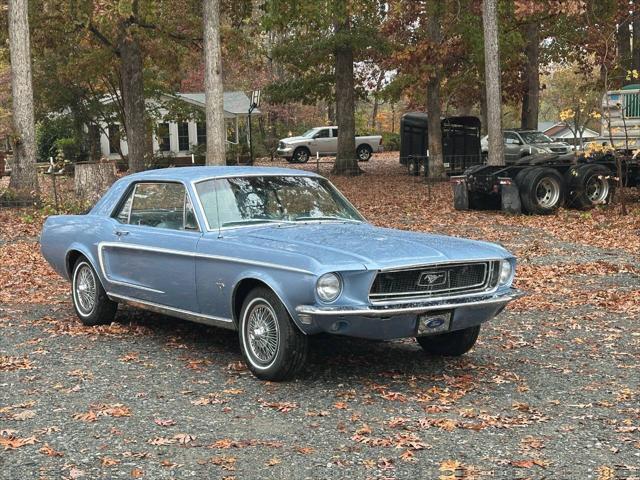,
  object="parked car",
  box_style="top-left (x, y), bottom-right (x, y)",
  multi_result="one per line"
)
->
top-left (503, 129), bottom-right (571, 163)
top-left (276, 127), bottom-right (383, 163)
top-left (41, 166), bottom-right (521, 380)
